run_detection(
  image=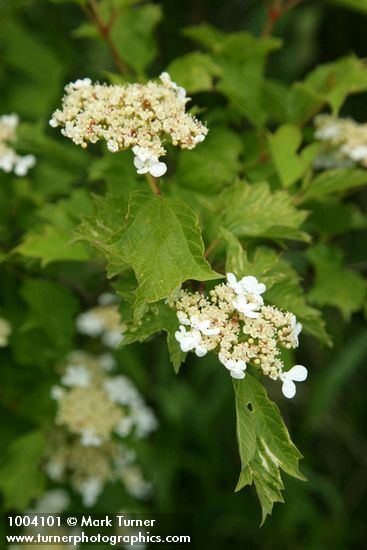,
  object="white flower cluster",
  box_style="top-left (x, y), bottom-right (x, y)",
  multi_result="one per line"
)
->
top-left (314, 114), bottom-right (367, 167)
top-left (169, 273), bottom-right (308, 399)
top-left (47, 351), bottom-right (157, 506)
top-left (0, 316), bottom-right (11, 347)
top-left (0, 114), bottom-right (36, 176)
top-left (51, 351), bottom-right (157, 445)
top-left (76, 293), bottom-right (126, 348)
top-left (49, 73), bottom-right (208, 177)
